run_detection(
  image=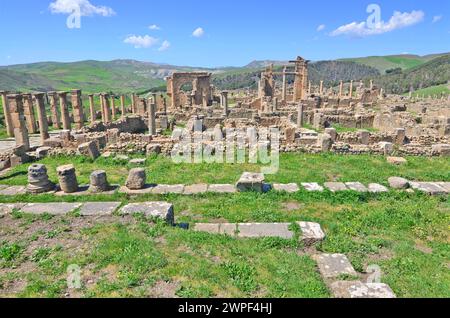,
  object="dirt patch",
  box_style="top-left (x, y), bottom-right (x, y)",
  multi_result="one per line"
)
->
top-left (148, 280), bottom-right (180, 298)
top-left (282, 201), bottom-right (303, 212)
top-left (414, 241), bottom-right (433, 254)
